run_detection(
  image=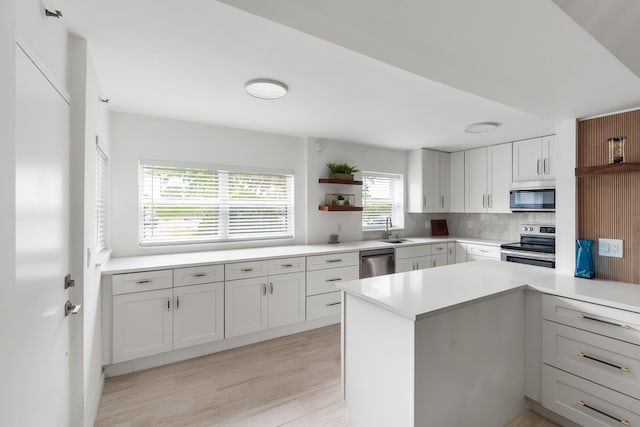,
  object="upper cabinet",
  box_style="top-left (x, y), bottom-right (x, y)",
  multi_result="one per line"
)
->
top-left (408, 149), bottom-right (451, 213)
top-left (449, 151), bottom-right (465, 213)
top-left (513, 136), bottom-right (556, 182)
top-left (465, 143), bottom-right (512, 213)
